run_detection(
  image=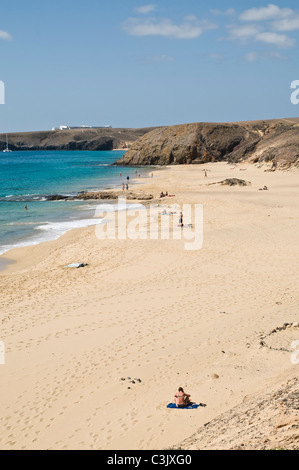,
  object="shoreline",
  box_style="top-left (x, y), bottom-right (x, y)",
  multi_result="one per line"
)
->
top-left (0, 162), bottom-right (165, 273)
top-left (0, 164), bottom-right (156, 266)
top-left (0, 161), bottom-right (296, 274)
top-left (0, 162), bottom-right (298, 450)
